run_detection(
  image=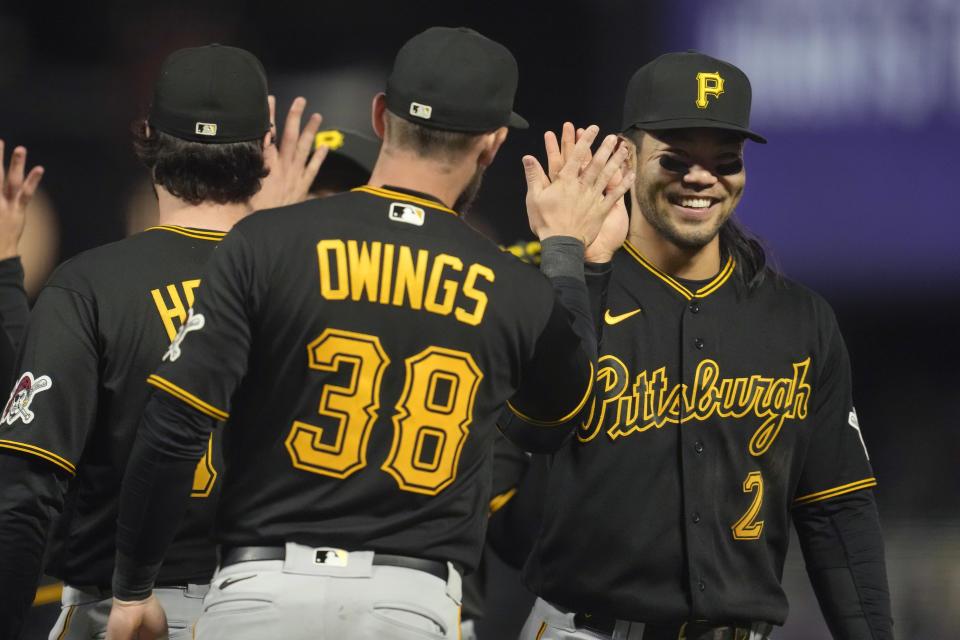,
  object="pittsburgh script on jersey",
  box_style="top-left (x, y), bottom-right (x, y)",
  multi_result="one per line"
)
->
top-left (579, 357), bottom-right (811, 456)
top-left (317, 240), bottom-right (493, 326)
